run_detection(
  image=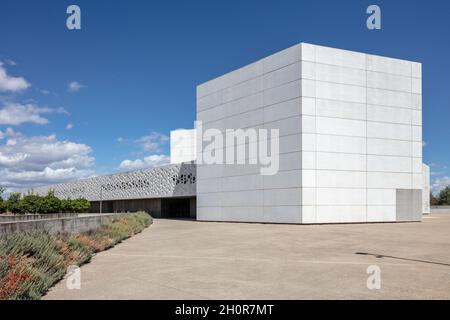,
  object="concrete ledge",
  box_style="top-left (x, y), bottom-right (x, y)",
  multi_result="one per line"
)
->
top-left (431, 206), bottom-right (450, 214)
top-left (0, 213), bottom-right (79, 223)
top-left (0, 213), bottom-right (128, 235)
